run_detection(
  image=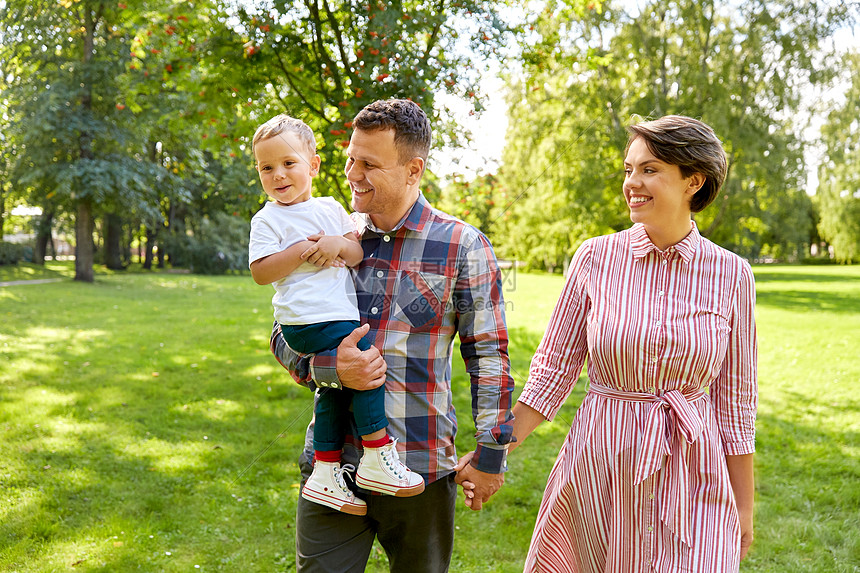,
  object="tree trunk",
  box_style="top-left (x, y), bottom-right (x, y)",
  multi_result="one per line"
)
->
top-left (75, 199), bottom-right (95, 282)
top-left (34, 207), bottom-right (55, 265)
top-left (143, 226), bottom-right (156, 270)
top-left (104, 212), bottom-right (124, 270)
top-left (123, 221), bottom-right (133, 266)
top-left (74, 3), bottom-right (98, 282)
top-left (0, 186), bottom-right (5, 241)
